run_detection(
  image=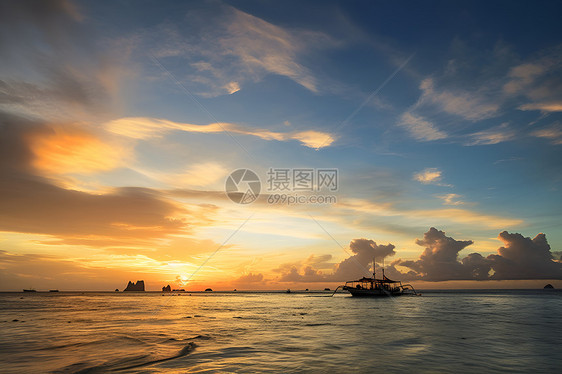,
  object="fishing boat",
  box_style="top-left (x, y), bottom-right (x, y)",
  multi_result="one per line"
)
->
top-left (341, 261), bottom-right (417, 297)
top-left (23, 288), bottom-right (36, 292)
